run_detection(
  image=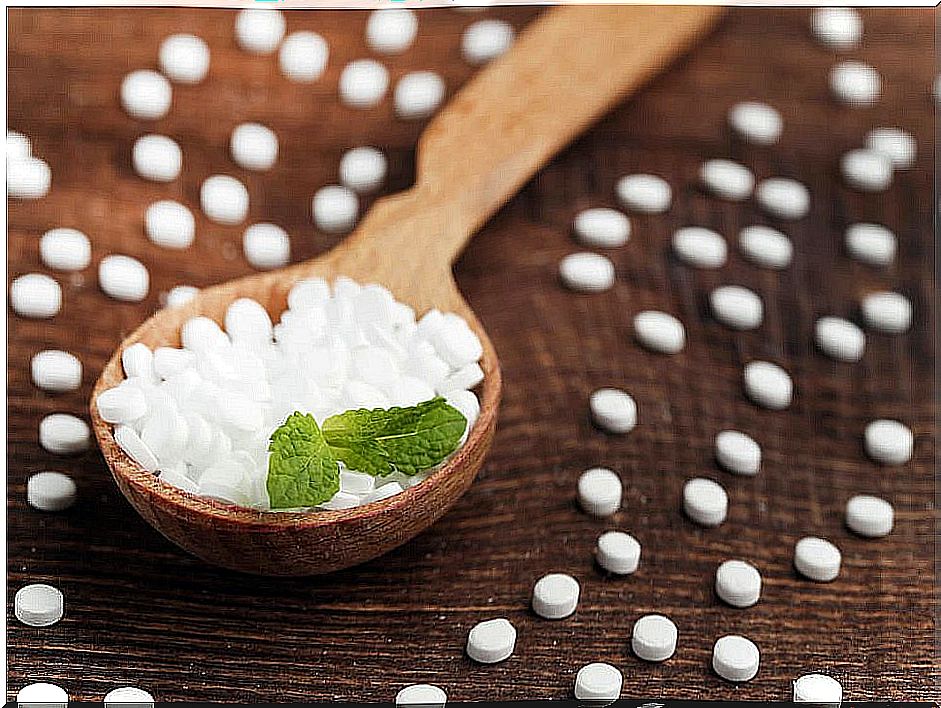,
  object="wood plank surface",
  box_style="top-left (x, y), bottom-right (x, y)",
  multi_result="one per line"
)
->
top-left (7, 6), bottom-right (938, 702)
